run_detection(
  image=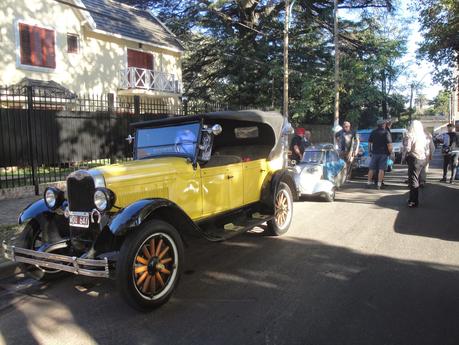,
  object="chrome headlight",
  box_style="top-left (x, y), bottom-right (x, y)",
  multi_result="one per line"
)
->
top-left (44, 187), bottom-right (64, 210)
top-left (94, 188), bottom-right (115, 212)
